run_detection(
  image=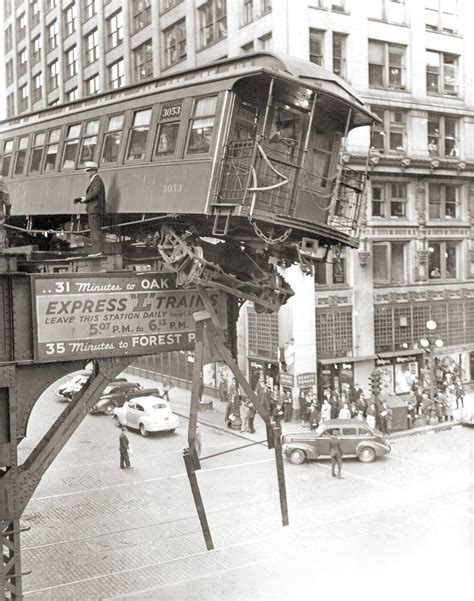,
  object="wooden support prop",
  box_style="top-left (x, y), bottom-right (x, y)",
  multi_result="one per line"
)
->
top-left (183, 449), bottom-right (214, 551)
top-left (271, 422), bottom-right (289, 527)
